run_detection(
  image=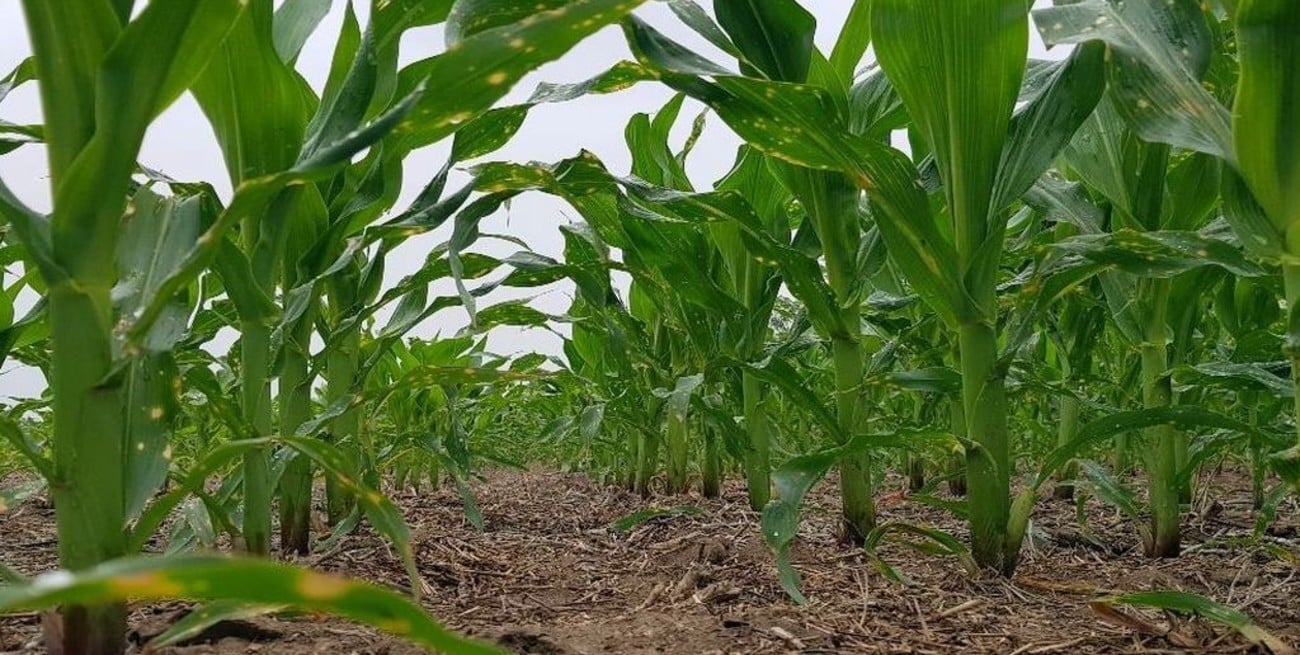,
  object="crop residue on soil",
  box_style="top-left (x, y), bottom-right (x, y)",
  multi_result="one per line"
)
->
top-left (2, 468), bottom-right (1297, 654)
